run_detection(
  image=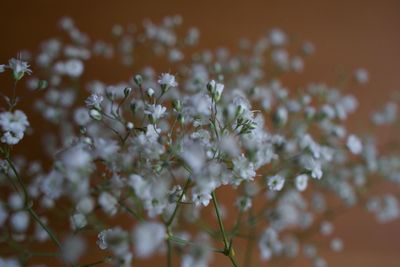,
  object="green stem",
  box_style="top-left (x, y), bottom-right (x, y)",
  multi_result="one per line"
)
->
top-left (167, 229), bottom-right (172, 267)
top-left (211, 191), bottom-right (229, 248)
top-left (78, 256), bottom-right (112, 267)
top-left (166, 178), bottom-right (191, 226)
top-left (169, 236), bottom-right (223, 253)
top-left (28, 207), bottom-right (61, 248)
top-left (211, 191), bottom-right (239, 266)
top-left (165, 178), bottom-right (191, 267)
top-left (5, 157), bottom-right (61, 248)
